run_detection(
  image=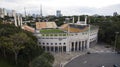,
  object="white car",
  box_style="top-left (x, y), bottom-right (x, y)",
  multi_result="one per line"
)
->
top-left (101, 66), bottom-right (105, 67)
